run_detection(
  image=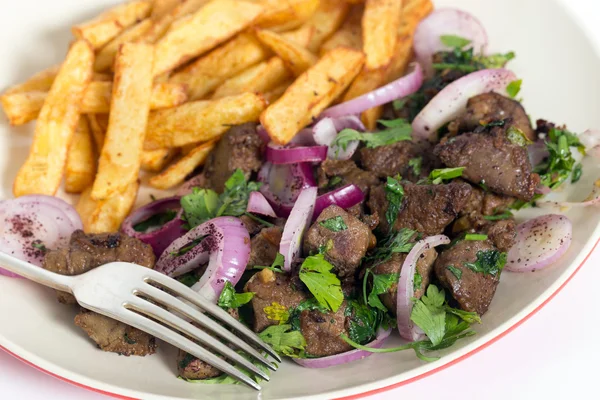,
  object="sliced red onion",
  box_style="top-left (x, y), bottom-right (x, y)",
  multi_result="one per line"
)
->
top-left (155, 217), bottom-right (250, 302)
top-left (397, 235), bottom-right (450, 342)
top-left (0, 196), bottom-right (82, 277)
top-left (313, 184), bottom-right (365, 220)
top-left (256, 125), bottom-right (270, 144)
top-left (414, 8), bottom-right (488, 75)
top-left (176, 174), bottom-right (207, 197)
top-left (538, 181), bottom-right (600, 210)
top-left (289, 128), bottom-right (317, 146)
top-left (265, 143), bottom-right (328, 165)
top-left (579, 129), bottom-right (600, 158)
top-left (246, 191), bottom-right (277, 218)
top-left (528, 140), bottom-right (549, 167)
top-left (535, 185), bottom-right (552, 195)
top-left (121, 197), bottom-right (186, 258)
top-left (293, 328), bottom-right (392, 368)
top-left (412, 68), bottom-right (518, 141)
top-left (279, 187), bottom-right (317, 272)
top-left (258, 161), bottom-right (316, 217)
top-left (320, 63), bottom-right (424, 119)
top-left (313, 116), bottom-right (365, 160)
top-left (506, 214), bottom-right (572, 272)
